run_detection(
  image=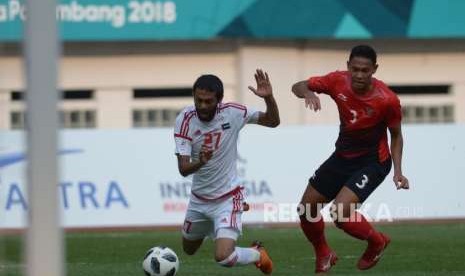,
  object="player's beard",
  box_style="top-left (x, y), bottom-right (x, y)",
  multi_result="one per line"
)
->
top-left (197, 107), bottom-right (216, 122)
